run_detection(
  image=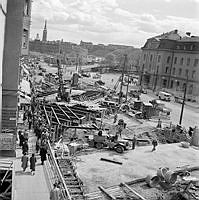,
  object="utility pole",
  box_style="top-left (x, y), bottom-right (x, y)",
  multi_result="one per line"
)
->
top-left (179, 75), bottom-right (188, 125)
top-left (153, 66), bottom-right (159, 92)
top-left (119, 54), bottom-right (127, 104)
top-left (139, 64), bottom-right (144, 86)
top-left (125, 72), bottom-right (130, 102)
